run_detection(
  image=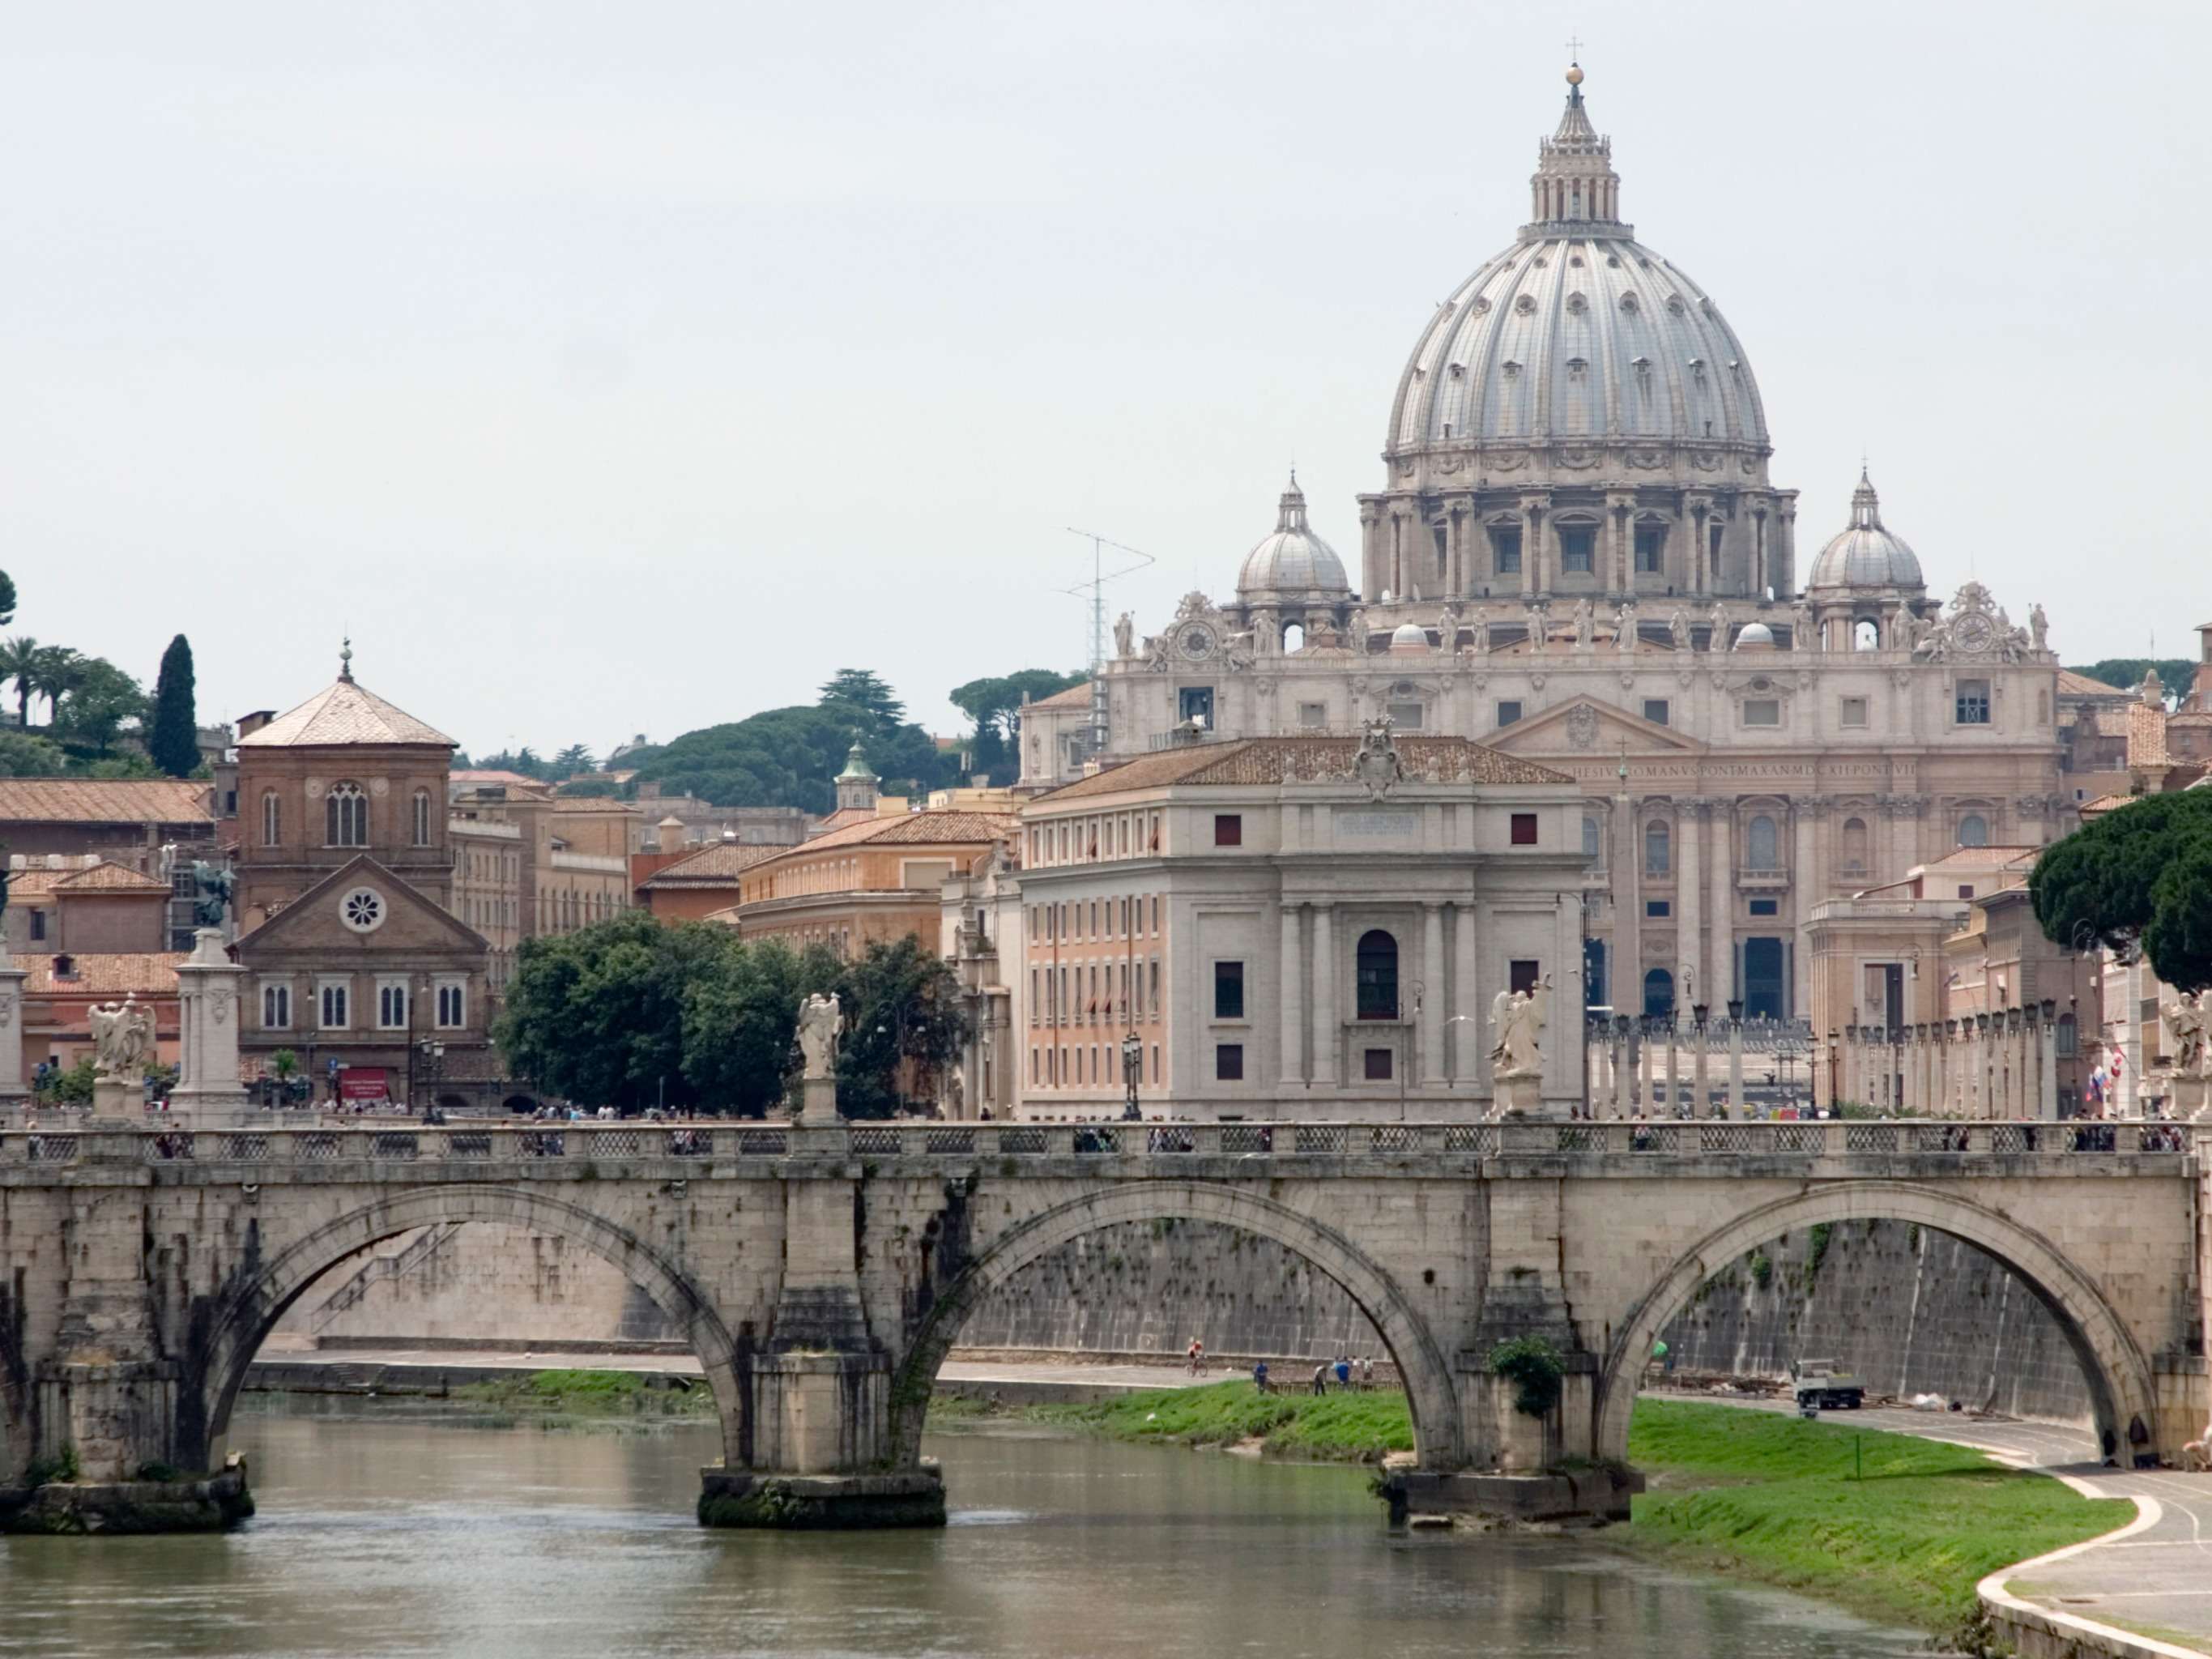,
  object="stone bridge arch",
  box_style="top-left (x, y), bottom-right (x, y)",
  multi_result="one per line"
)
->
top-left (888, 1179), bottom-right (1464, 1470)
top-left (1591, 1181), bottom-right (2161, 1467)
top-left (186, 1183), bottom-right (744, 1471)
